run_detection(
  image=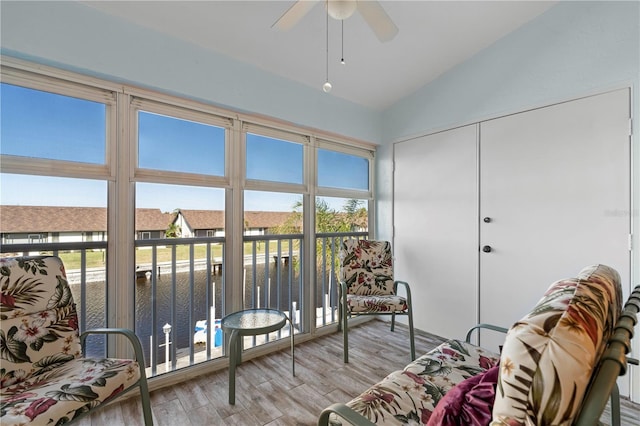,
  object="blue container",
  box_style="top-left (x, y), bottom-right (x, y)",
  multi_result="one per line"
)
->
top-left (194, 319), bottom-right (222, 347)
